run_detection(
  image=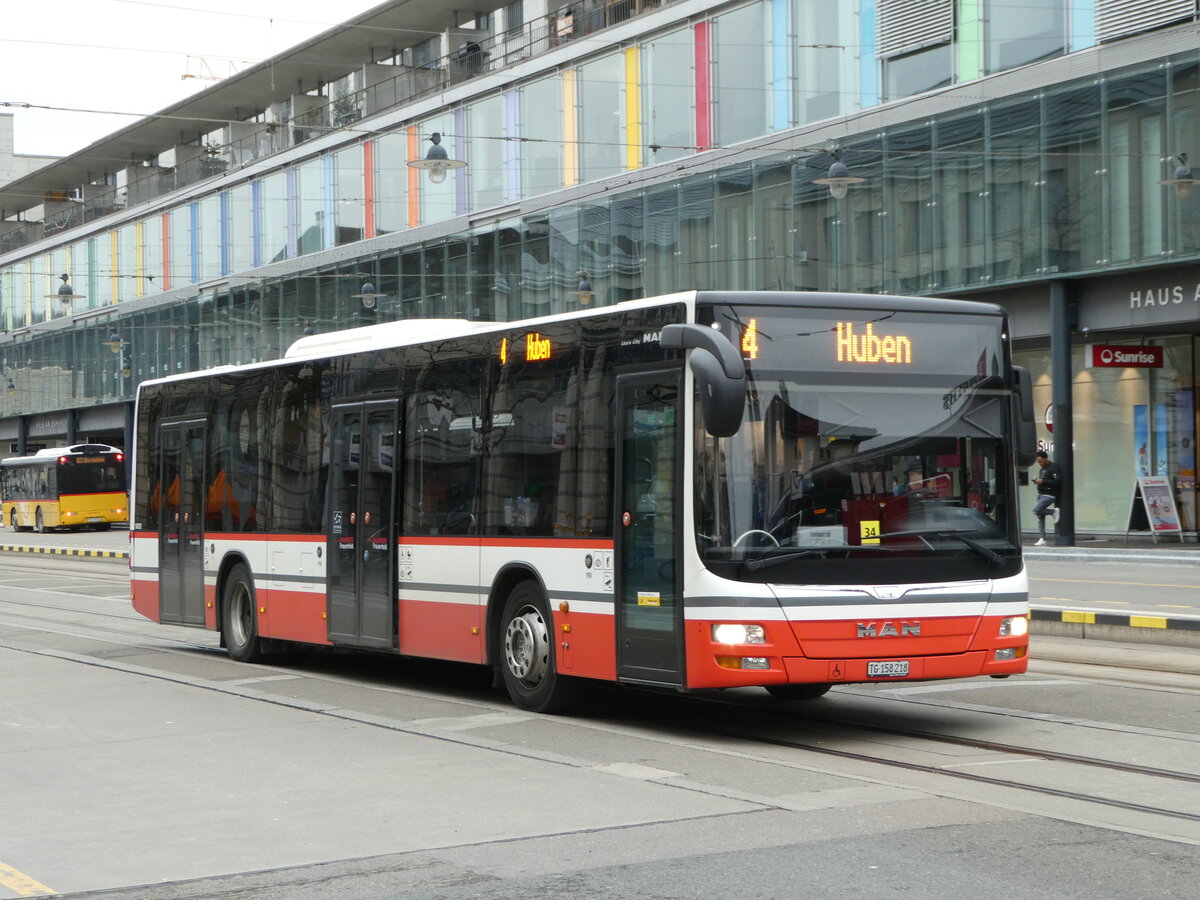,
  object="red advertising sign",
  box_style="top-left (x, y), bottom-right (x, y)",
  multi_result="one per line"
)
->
top-left (1090, 345), bottom-right (1163, 368)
